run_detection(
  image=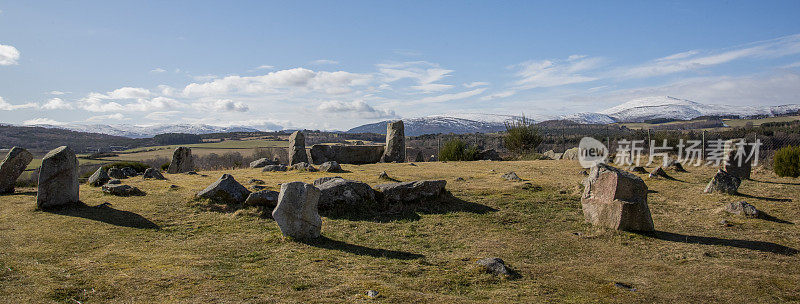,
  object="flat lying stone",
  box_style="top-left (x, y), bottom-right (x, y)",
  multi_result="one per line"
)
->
top-left (374, 180), bottom-right (447, 204)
